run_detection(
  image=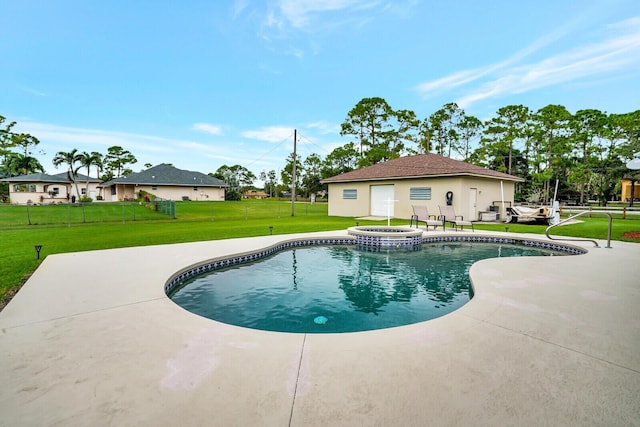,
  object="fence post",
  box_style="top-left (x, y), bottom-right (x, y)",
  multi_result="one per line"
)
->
top-left (623, 206), bottom-right (626, 220)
